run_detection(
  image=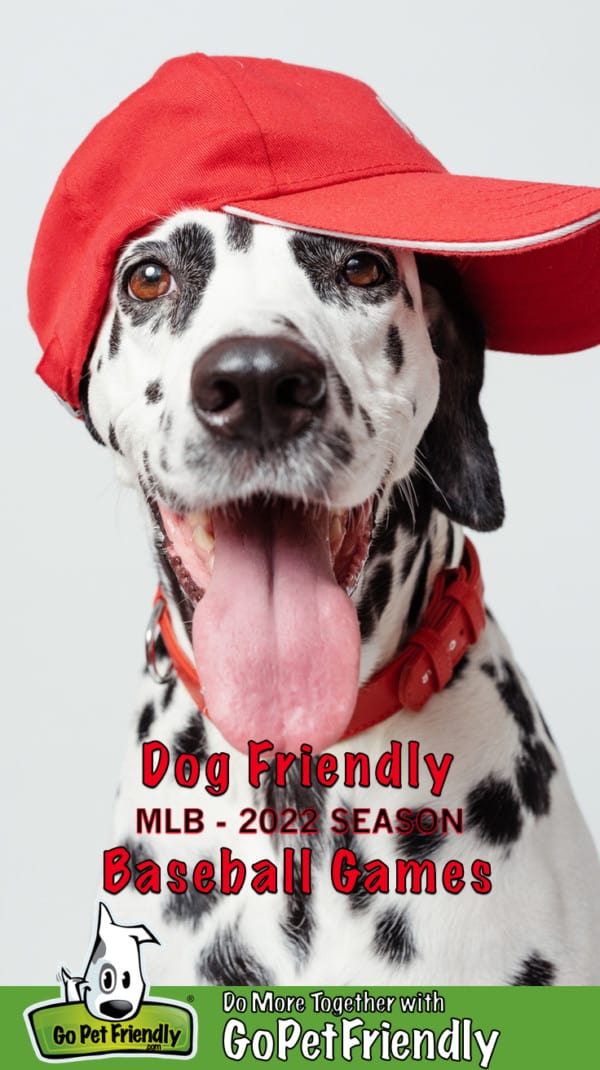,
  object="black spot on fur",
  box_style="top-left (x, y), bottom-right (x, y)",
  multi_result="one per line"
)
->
top-left (358, 600), bottom-right (377, 641)
top-left (394, 475), bottom-right (434, 541)
top-left (137, 702), bottom-right (155, 742)
top-left (371, 521), bottom-right (398, 559)
top-left (373, 909), bottom-right (416, 965)
top-left (290, 233), bottom-right (400, 308)
top-left (480, 660), bottom-right (497, 680)
top-left (494, 660), bottom-right (536, 736)
top-left (280, 856), bottom-right (314, 961)
top-left (141, 449), bottom-right (155, 494)
top-left (108, 312), bottom-right (122, 358)
top-left (225, 214), bottom-right (253, 252)
top-left (163, 874), bottom-right (219, 930)
top-left (358, 560), bottom-right (394, 640)
top-left (516, 740), bottom-right (556, 816)
top-left (401, 280), bottom-right (414, 310)
top-left (197, 926), bottom-right (273, 985)
top-left (366, 560), bottom-right (393, 620)
top-left (145, 379), bottom-right (163, 404)
top-left (261, 760), bottom-right (325, 821)
top-left (445, 652), bottom-right (470, 688)
top-left (359, 404), bottom-right (376, 437)
top-left (161, 676), bottom-right (177, 711)
top-left (444, 522), bottom-right (455, 566)
top-left (153, 632), bottom-right (169, 663)
top-left (108, 423), bottom-right (123, 455)
top-left (122, 838), bottom-right (156, 868)
top-left (384, 324), bottom-right (405, 371)
top-left (184, 436), bottom-right (204, 469)
top-left (172, 714), bottom-right (208, 764)
top-left (330, 427), bottom-right (354, 466)
top-left (397, 811), bottom-right (444, 861)
top-left (167, 223), bottom-right (216, 333)
top-left (406, 541), bottom-right (432, 633)
top-left (370, 480), bottom-right (432, 563)
top-left (331, 369), bottom-right (354, 417)
top-left (467, 776), bottom-right (523, 846)
top-left (334, 831), bottom-right (371, 913)
top-left (400, 538), bottom-right (422, 583)
top-left (511, 953), bottom-right (556, 986)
